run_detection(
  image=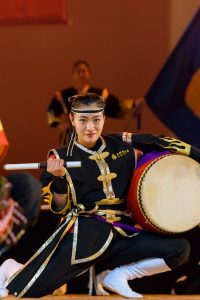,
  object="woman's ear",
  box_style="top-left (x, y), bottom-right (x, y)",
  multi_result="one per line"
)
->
top-left (69, 113), bottom-right (74, 126)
